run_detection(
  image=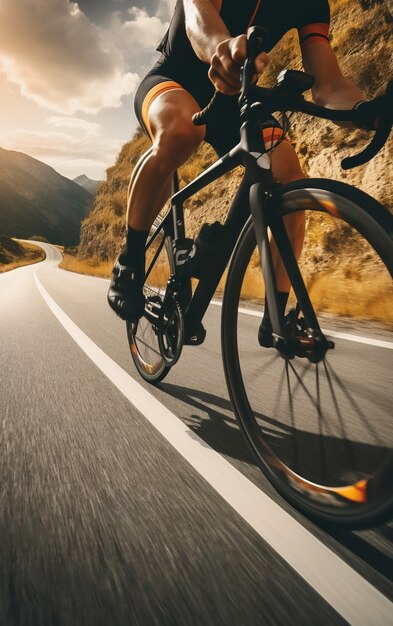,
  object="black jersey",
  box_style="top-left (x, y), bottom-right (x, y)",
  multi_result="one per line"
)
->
top-left (152, 0), bottom-right (330, 107)
top-left (158, 0), bottom-right (330, 58)
top-left (135, 0), bottom-right (330, 154)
